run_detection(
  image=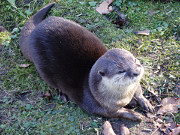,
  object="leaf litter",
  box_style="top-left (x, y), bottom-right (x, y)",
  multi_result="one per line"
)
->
top-left (157, 97), bottom-right (180, 114)
top-left (134, 30), bottom-right (150, 36)
top-left (17, 64), bottom-right (30, 68)
top-left (102, 96), bottom-right (180, 134)
top-left (96, 0), bottom-right (114, 14)
top-left (148, 97), bottom-right (180, 135)
top-left (103, 121), bottom-right (116, 135)
top-left (95, 1), bottom-right (179, 134)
